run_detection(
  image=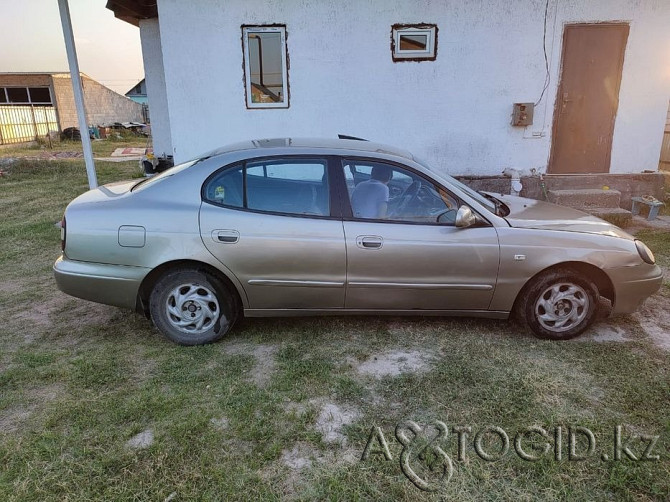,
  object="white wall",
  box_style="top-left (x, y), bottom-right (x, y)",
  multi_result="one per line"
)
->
top-left (139, 18), bottom-right (172, 157)
top-left (150, 0), bottom-right (670, 175)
